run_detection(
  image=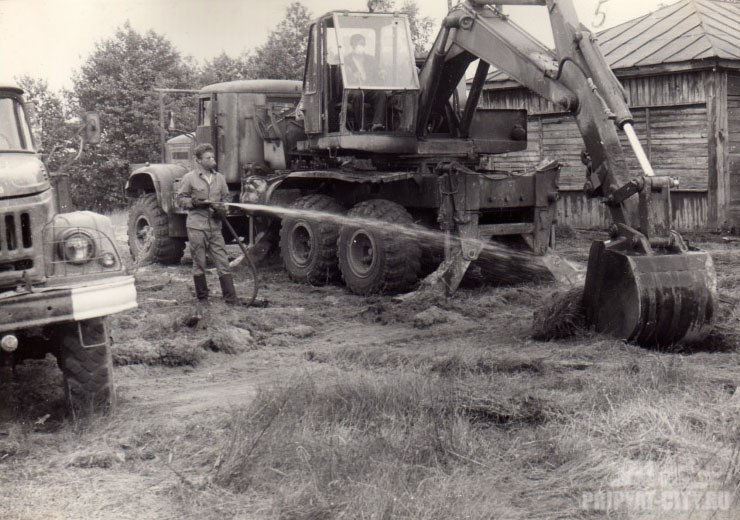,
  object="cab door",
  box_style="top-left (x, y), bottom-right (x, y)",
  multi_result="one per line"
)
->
top-left (302, 24), bottom-right (322, 134)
